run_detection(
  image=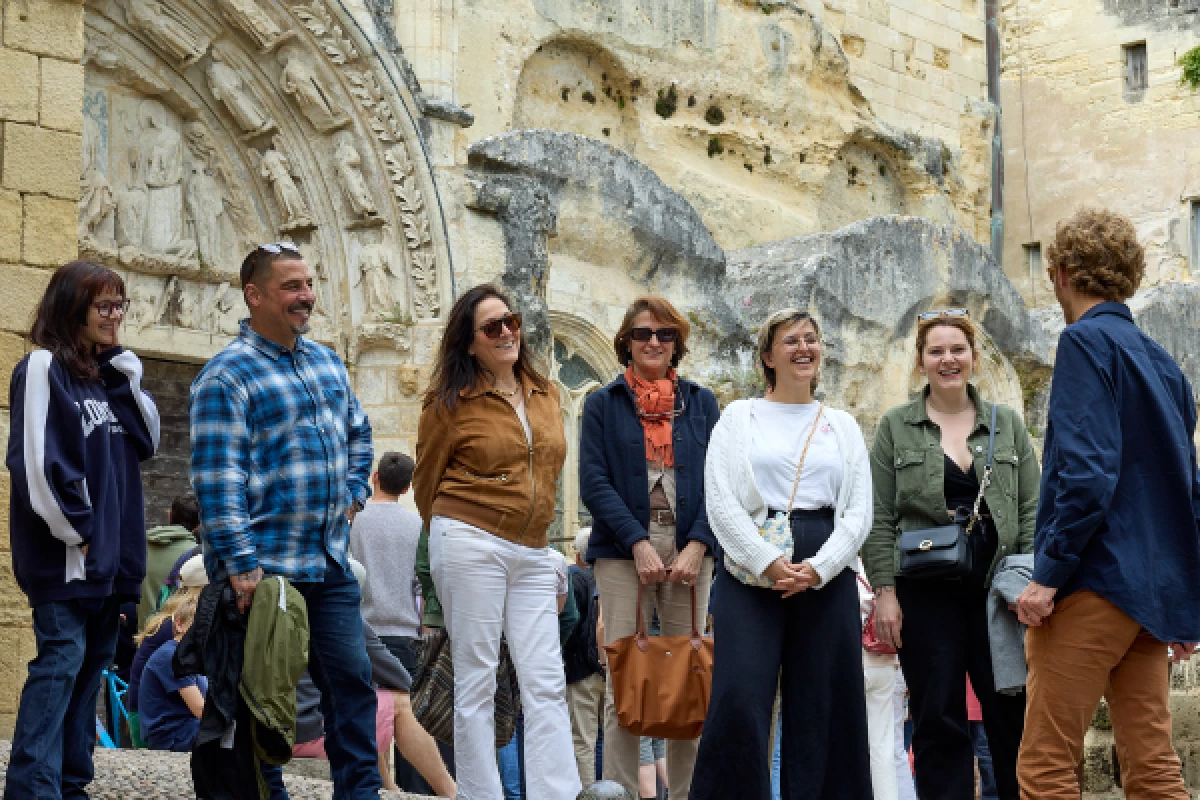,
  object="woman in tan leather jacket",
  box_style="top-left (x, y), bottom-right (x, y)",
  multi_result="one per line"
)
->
top-left (413, 283), bottom-right (579, 800)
